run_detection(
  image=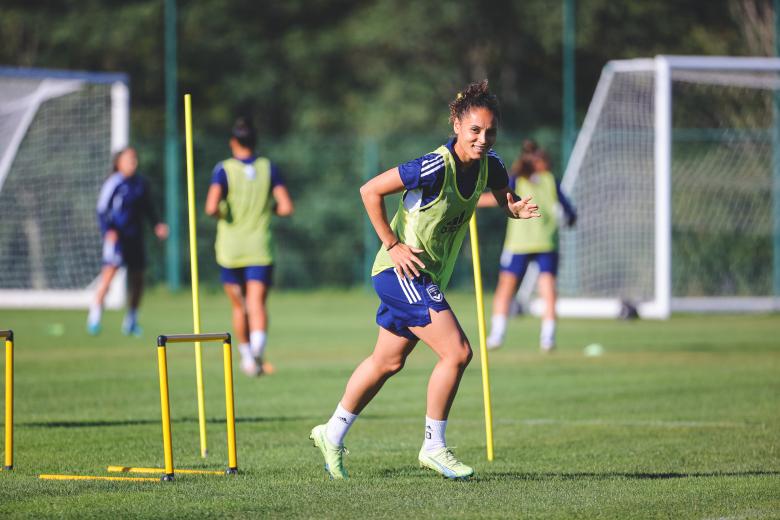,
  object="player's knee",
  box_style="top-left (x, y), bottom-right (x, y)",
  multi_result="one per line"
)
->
top-left (374, 355), bottom-right (405, 376)
top-left (446, 340), bottom-right (472, 369)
